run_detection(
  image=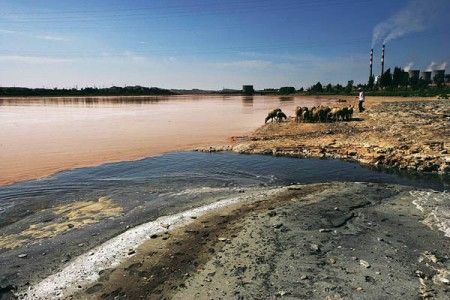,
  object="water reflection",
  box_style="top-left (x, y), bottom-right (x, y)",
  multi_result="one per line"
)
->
top-left (242, 96), bottom-right (254, 107)
top-left (0, 96), bottom-right (178, 107)
top-left (279, 96), bottom-right (294, 103)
